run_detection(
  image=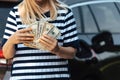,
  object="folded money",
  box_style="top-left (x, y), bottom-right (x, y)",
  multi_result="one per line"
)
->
top-left (23, 20), bottom-right (61, 50)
